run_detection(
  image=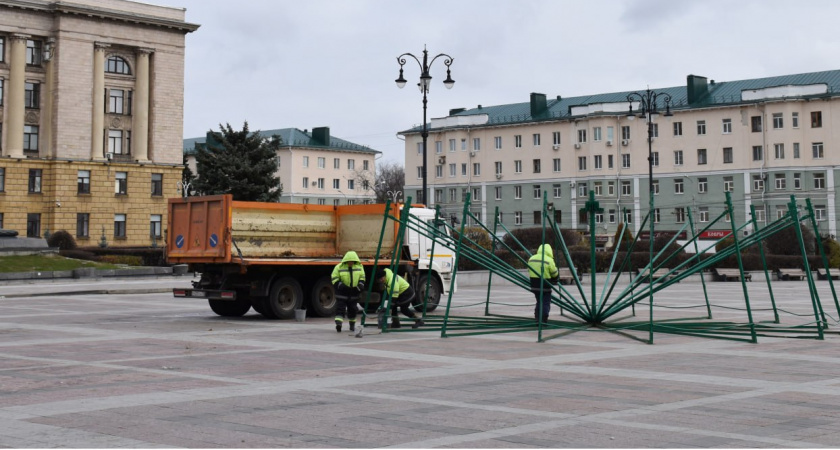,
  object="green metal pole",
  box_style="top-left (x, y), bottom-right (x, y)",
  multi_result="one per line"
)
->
top-left (806, 198), bottom-right (840, 319)
top-left (687, 207), bottom-right (712, 319)
top-left (725, 191), bottom-right (757, 343)
top-left (750, 204), bottom-right (779, 323)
